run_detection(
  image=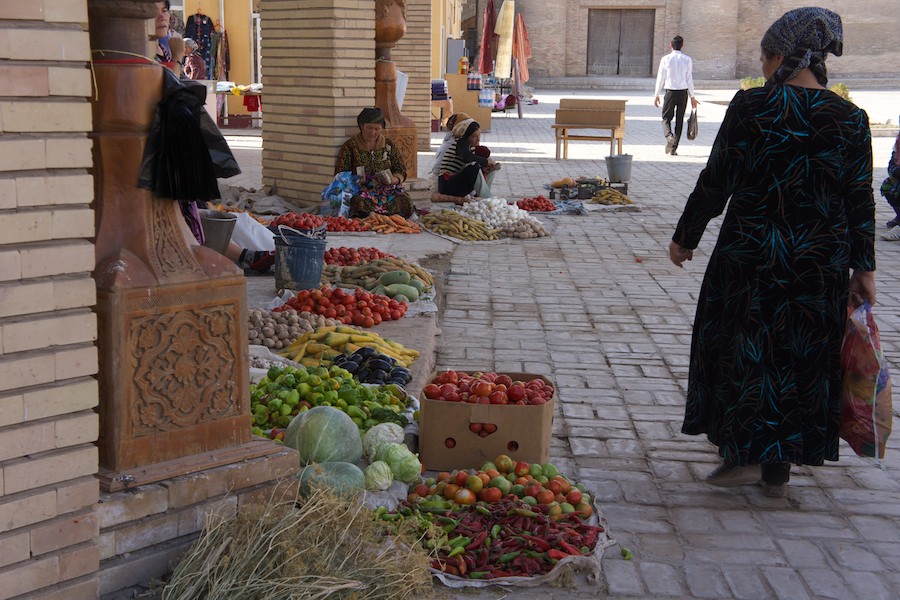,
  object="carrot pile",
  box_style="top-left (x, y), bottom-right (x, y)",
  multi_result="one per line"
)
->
top-left (362, 213), bottom-right (422, 234)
